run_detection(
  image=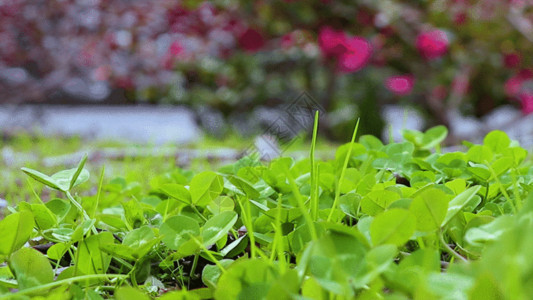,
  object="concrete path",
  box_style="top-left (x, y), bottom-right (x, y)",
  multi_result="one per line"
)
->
top-left (0, 105), bottom-right (201, 144)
